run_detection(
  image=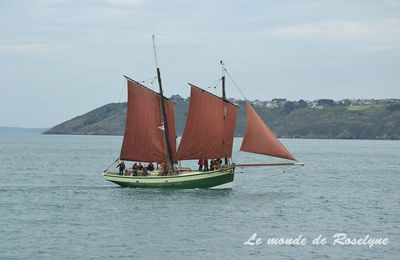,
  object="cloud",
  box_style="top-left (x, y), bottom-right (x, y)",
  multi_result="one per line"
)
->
top-left (157, 35), bottom-right (209, 44)
top-left (365, 45), bottom-right (399, 52)
top-left (383, 0), bottom-right (400, 4)
top-left (257, 17), bottom-right (400, 53)
top-left (0, 42), bottom-right (68, 55)
top-left (108, 0), bottom-right (151, 5)
top-left (264, 18), bottom-right (400, 41)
